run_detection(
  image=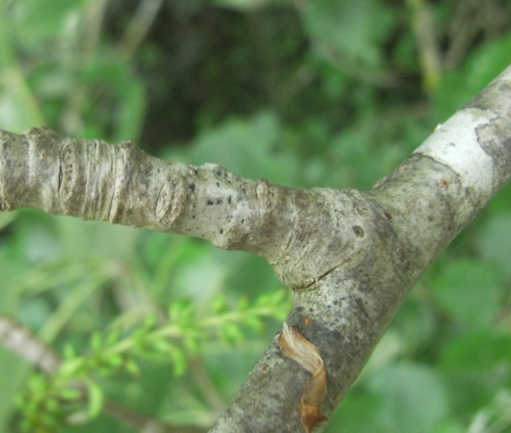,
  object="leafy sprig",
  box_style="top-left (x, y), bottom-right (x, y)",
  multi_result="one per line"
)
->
top-left (18, 289), bottom-right (291, 432)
